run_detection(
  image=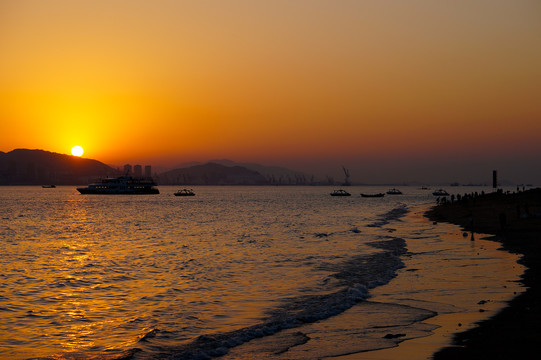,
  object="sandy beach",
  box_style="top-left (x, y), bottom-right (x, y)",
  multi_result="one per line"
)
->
top-left (334, 188), bottom-right (541, 360)
top-left (333, 205), bottom-right (524, 360)
top-left (425, 188), bottom-right (541, 359)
